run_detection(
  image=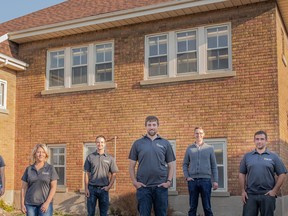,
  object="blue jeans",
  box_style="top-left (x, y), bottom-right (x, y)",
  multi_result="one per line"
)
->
top-left (87, 185), bottom-right (109, 216)
top-left (242, 194), bottom-right (276, 216)
top-left (25, 203), bottom-right (53, 216)
top-left (188, 178), bottom-right (213, 216)
top-left (136, 186), bottom-right (168, 216)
